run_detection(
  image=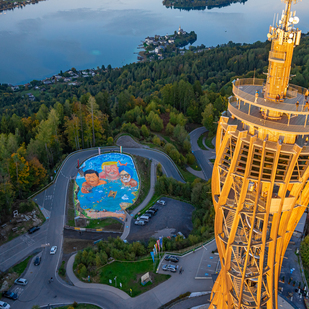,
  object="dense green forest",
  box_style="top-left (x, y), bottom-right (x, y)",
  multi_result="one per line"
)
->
top-left (1, 35), bottom-right (309, 222)
top-left (163, 0), bottom-right (248, 11)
